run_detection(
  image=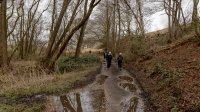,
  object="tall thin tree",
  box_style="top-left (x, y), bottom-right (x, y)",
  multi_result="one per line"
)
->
top-left (0, 0), bottom-right (8, 66)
